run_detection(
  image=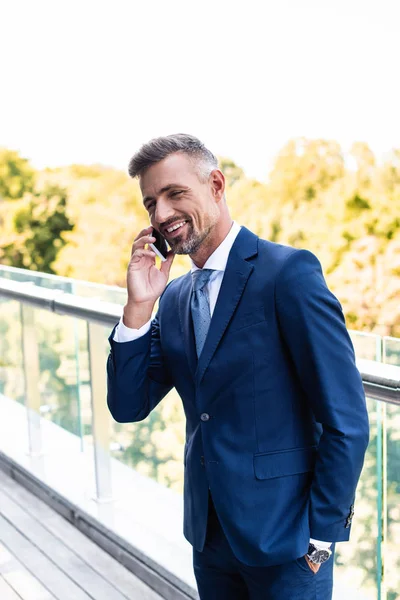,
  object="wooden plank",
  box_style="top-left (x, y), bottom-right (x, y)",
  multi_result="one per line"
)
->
top-left (0, 514), bottom-right (91, 600)
top-left (0, 541), bottom-right (54, 599)
top-left (0, 577), bottom-right (22, 600)
top-left (0, 489), bottom-right (125, 600)
top-left (0, 473), bottom-right (163, 600)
